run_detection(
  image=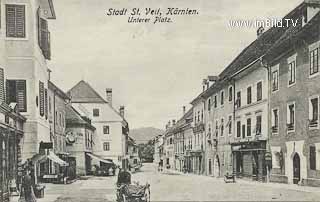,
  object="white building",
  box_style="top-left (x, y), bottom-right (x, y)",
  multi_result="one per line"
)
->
top-left (67, 80), bottom-right (129, 168)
